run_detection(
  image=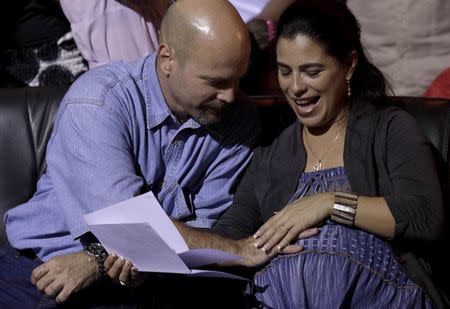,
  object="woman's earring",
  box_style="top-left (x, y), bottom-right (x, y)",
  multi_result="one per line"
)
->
top-left (346, 79), bottom-right (352, 97)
